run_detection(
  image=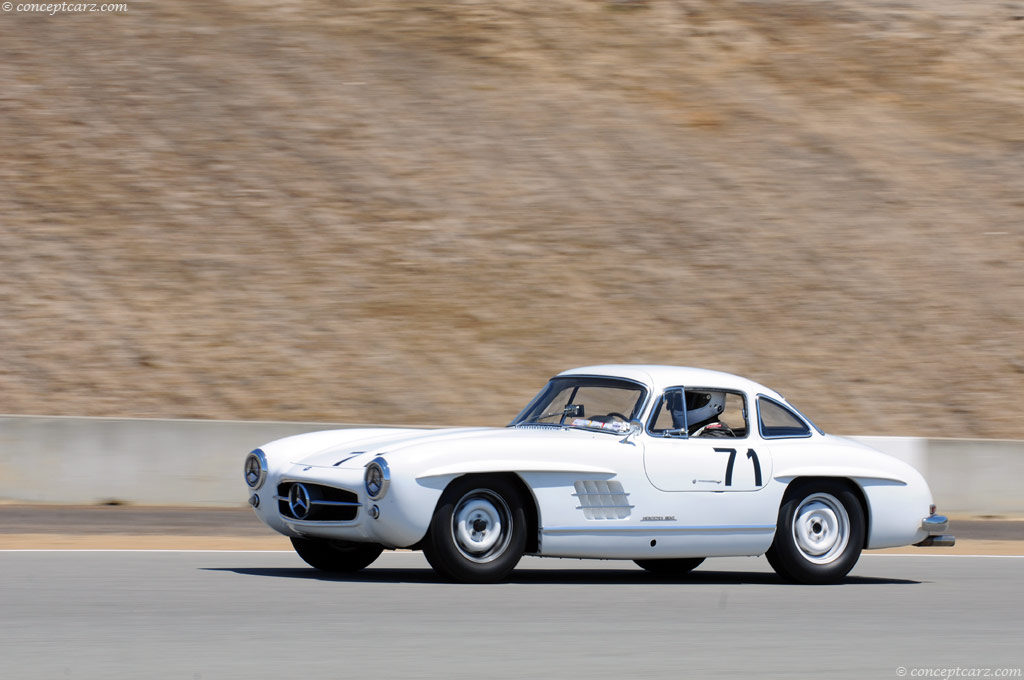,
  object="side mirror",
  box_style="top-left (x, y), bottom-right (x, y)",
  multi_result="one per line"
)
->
top-left (621, 418), bottom-right (644, 444)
